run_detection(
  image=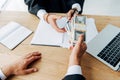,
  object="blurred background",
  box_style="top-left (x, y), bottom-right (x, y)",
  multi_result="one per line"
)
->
top-left (0, 0), bottom-right (120, 16)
